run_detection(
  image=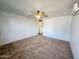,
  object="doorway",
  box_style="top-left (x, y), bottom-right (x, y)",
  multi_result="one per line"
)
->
top-left (37, 20), bottom-right (43, 35)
